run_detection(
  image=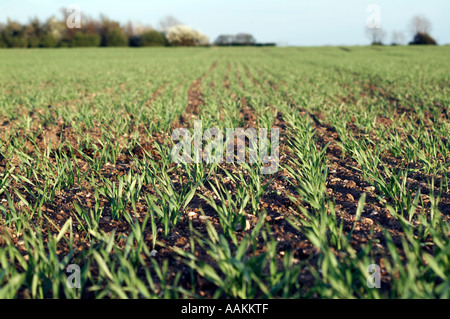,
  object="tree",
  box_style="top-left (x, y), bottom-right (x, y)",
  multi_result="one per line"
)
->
top-left (140, 30), bottom-right (166, 46)
top-left (132, 23), bottom-right (152, 37)
top-left (365, 26), bottom-right (387, 45)
top-left (123, 21), bottom-right (134, 39)
top-left (409, 15), bottom-right (432, 36)
top-left (1, 19), bottom-right (27, 48)
top-left (44, 17), bottom-right (65, 44)
top-left (39, 34), bottom-right (58, 47)
top-left (408, 15), bottom-right (437, 45)
top-left (158, 15), bottom-right (182, 33)
top-left (22, 17), bottom-right (62, 48)
top-left (105, 28), bottom-right (128, 46)
top-left (0, 23), bottom-right (6, 48)
top-left (214, 35), bottom-right (234, 46)
top-left (391, 31), bottom-right (406, 45)
top-left (235, 33), bottom-right (256, 45)
top-left (409, 33), bottom-right (437, 45)
top-left (71, 32), bottom-right (101, 47)
top-left (214, 33), bottom-right (257, 46)
top-left (166, 25), bottom-right (208, 46)
top-left (98, 15), bottom-right (127, 46)
top-left (24, 18), bottom-right (44, 47)
top-left (123, 22), bottom-right (155, 46)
